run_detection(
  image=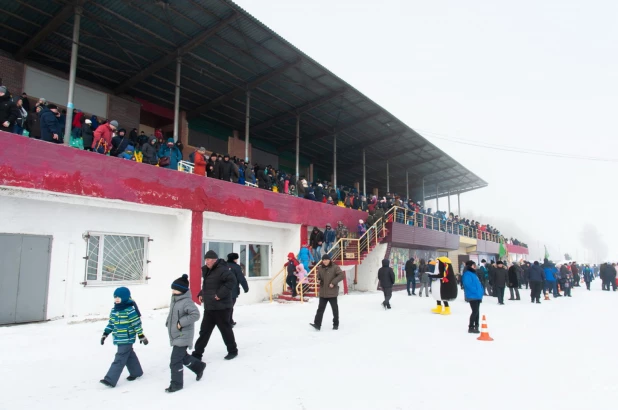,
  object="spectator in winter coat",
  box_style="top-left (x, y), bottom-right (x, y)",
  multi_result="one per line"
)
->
top-left (129, 128), bottom-right (139, 148)
top-left (286, 252), bottom-right (300, 298)
top-left (158, 138), bottom-right (183, 170)
top-left (0, 86), bottom-right (18, 133)
top-left (309, 227), bottom-right (324, 263)
top-left (217, 154), bottom-right (235, 181)
top-left (295, 263), bottom-right (308, 286)
top-left (357, 219), bottom-right (367, 237)
top-left (110, 128), bottom-right (131, 157)
top-left (315, 184), bottom-right (324, 202)
top-left (71, 109), bottom-right (83, 140)
top-left (405, 257), bottom-right (417, 296)
top-left (528, 261), bottom-right (545, 303)
top-left (378, 259), bottom-right (396, 309)
top-left (193, 250), bottom-right (238, 361)
top-left (39, 105), bottom-right (62, 143)
top-left (81, 119), bottom-right (94, 151)
top-left (297, 244), bottom-right (312, 272)
top-left (193, 147), bottom-right (207, 176)
top-left (508, 262), bottom-right (521, 300)
top-left (296, 177), bottom-right (306, 197)
top-left (119, 145), bottom-right (136, 161)
top-left (462, 260), bottom-right (483, 334)
top-left (542, 259), bottom-right (559, 297)
top-left (165, 274), bottom-right (205, 393)
top-left (310, 254), bottom-right (344, 331)
top-left (493, 261), bottom-right (508, 305)
top-left (323, 223), bottom-right (336, 254)
top-left (227, 253), bottom-right (249, 327)
top-left (93, 120), bottom-right (118, 154)
top-left (582, 265), bottom-right (593, 290)
top-left (141, 137), bottom-right (159, 165)
top-left (20, 93), bottom-right (30, 113)
top-left (27, 105), bottom-right (42, 139)
top-left (418, 259), bottom-right (430, 297)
